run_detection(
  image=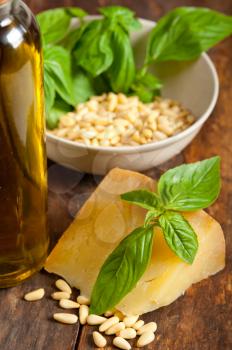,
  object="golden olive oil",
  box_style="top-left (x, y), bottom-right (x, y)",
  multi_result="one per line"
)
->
top-left (0, 0), bottom-right (48, 287)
